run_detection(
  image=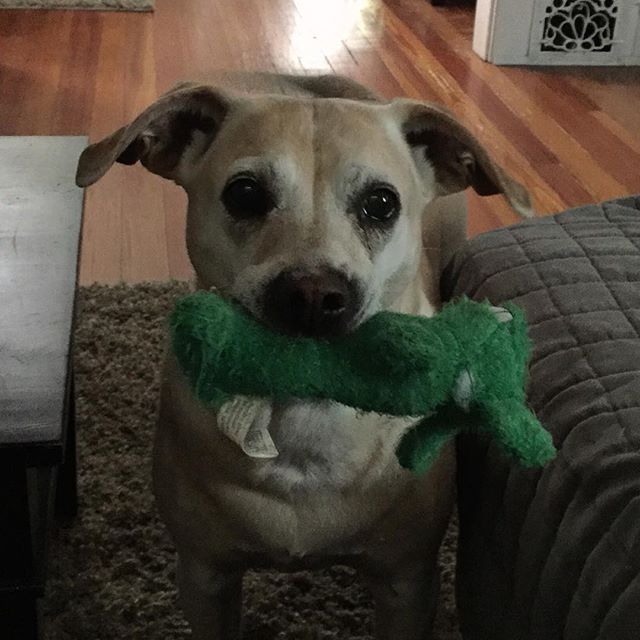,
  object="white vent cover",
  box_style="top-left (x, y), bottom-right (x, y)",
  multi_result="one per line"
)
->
top-left (473, 0), bottom-right (640, 65)
top-left (540, 0), bottom-right (619, 53)
top-left (528, 0), bottom-right (633, 62)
